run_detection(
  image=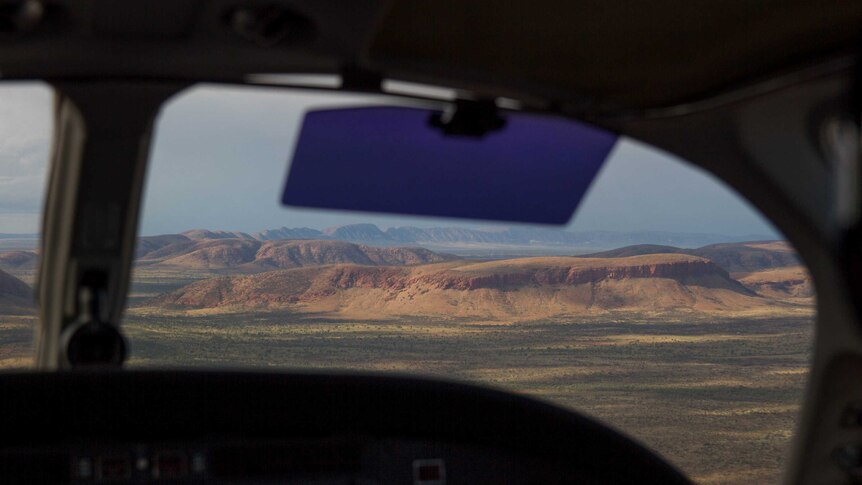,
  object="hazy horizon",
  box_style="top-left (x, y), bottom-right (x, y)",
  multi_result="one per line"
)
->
top-left (140, 223), bottom-right (775, 241)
